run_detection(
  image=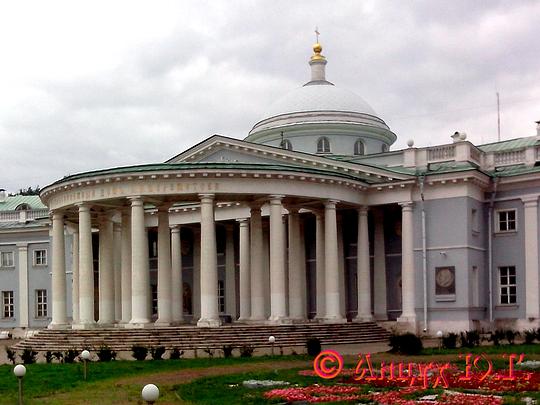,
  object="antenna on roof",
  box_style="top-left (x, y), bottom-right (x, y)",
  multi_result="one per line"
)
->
top-left (496, 92), bottom-right (501, 142)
